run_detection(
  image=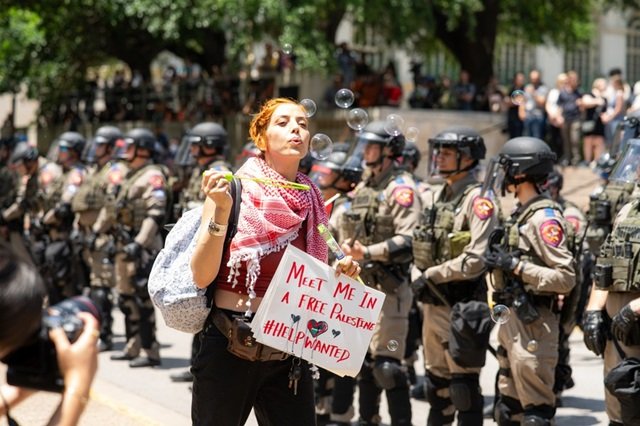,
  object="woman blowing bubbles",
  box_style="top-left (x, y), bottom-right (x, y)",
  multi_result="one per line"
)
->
top-left (190, 98), bottom-right (361, 425)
